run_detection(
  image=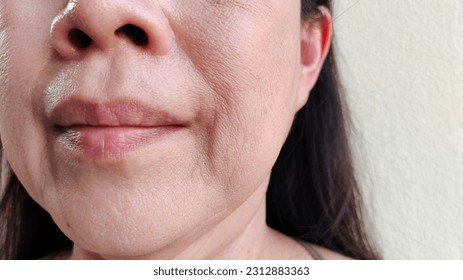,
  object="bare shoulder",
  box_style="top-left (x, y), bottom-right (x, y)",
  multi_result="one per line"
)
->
top-left (310, 244), bottom-right (352, 260)
top-left (39, 248), bottom-right (71, 260)
top-left (298, 240), bottom-right (352, 260)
